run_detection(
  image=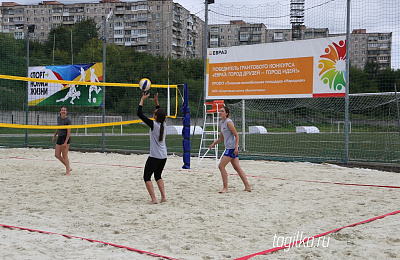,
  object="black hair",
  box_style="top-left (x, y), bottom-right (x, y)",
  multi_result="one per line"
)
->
top-left (222, 105), bottom-right (230, 118)
top-left (155, 108), bottom-right (166, 141)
